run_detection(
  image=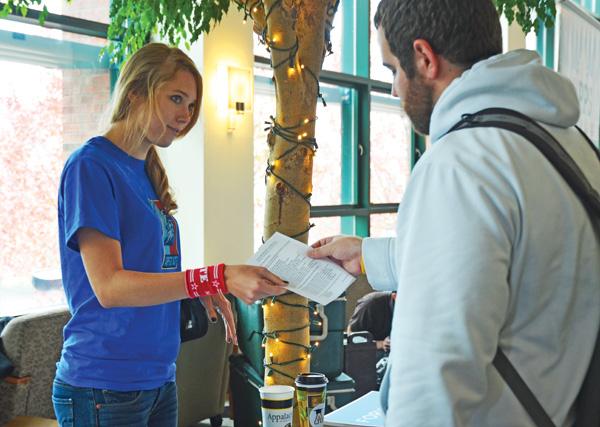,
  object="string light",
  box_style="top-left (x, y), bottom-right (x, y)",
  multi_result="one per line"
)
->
top-left (251, 309), bottom-right (326, 381)
top-left (237, 0), bottom-right (340, 383)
